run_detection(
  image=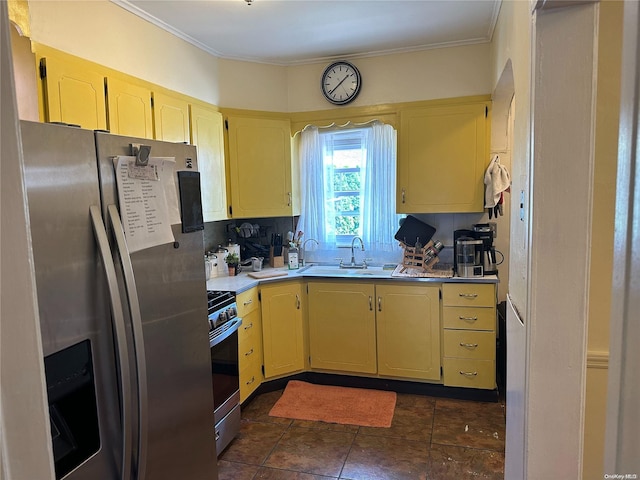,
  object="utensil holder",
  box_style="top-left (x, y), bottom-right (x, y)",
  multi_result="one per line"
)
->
top-left (269, 246), bottom-right (284, 268)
